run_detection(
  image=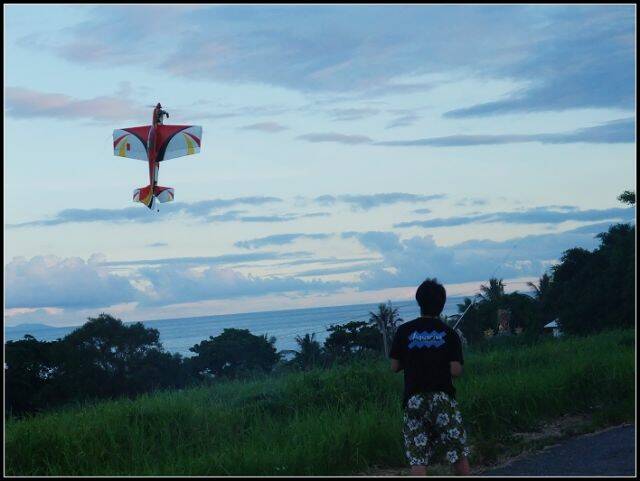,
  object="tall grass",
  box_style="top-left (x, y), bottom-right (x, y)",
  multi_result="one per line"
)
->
top-left (5, 329), bottom-right (635, 476)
